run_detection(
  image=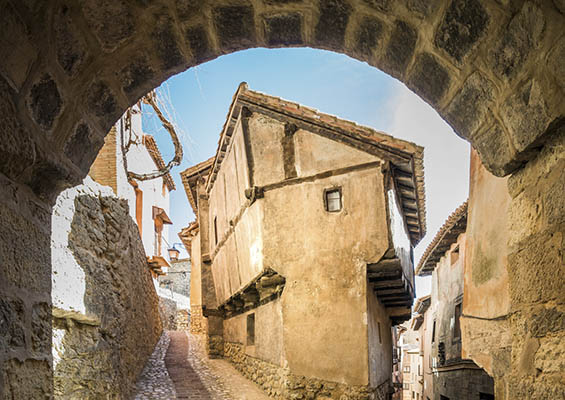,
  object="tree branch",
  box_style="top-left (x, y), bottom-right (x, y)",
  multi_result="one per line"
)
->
top-left (127, 91), bottom-right (184, 182)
